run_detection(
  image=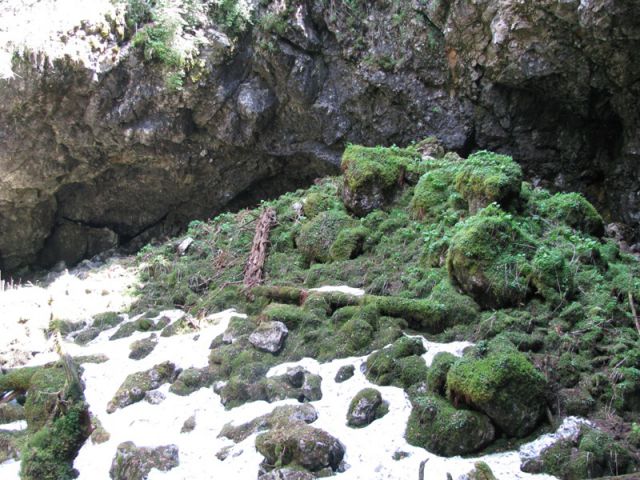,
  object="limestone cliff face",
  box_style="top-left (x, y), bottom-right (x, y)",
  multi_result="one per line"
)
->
top-left (1, 0), bottom-right (638, 272)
